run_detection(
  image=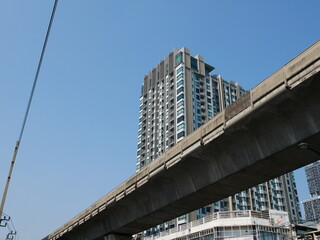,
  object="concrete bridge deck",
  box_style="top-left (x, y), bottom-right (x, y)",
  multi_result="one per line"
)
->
top-left (44, 40), bottom-right (320, 240)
